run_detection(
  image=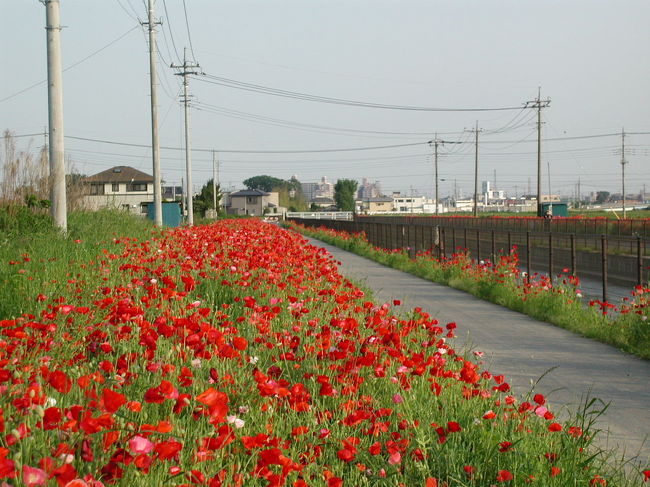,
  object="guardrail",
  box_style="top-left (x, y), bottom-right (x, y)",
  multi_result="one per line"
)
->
top-left (286, 212), bottom-right (353, 221)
